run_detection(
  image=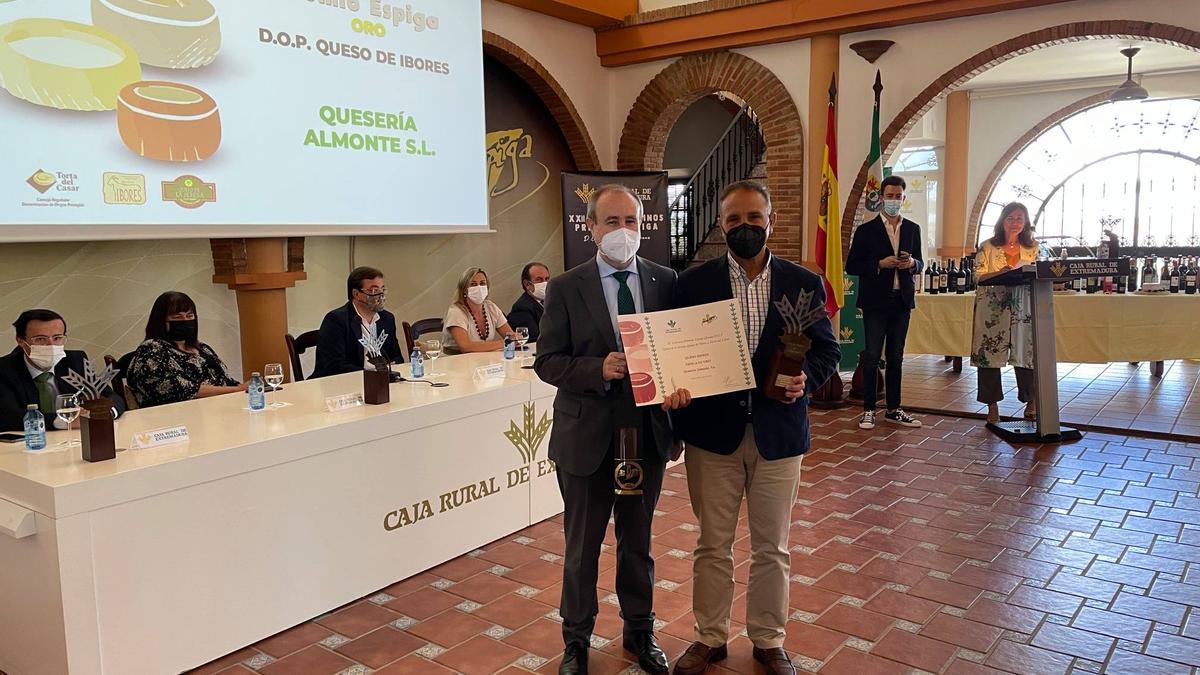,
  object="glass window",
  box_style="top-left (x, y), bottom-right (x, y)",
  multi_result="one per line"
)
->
top-left (980, 98), bottom-right (1200, 248)
top-left (893, 146), bottom-right (939, 172)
